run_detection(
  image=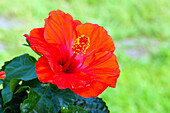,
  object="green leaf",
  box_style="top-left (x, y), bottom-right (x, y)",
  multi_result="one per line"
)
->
top-left (9, 79), bottom-right (21, 92)
top-left (0, 80), bottom-right (2, 85)
top-left (49, 84), bottom-right (78, 107)
top-left (60, 105), bottom-right (88, 113)
top-left (75, 98), bottom-right (109, 113)
top-left (0, 90), bottom-right (4, 112)
top-left (3, 89), bottom-right (28, 113)
top-left (1, 54), bottom-right (37, 105)
top-left (18, 82), bottom-right (60, 113)
top-left (17, 80), bottom-right (109, 113)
